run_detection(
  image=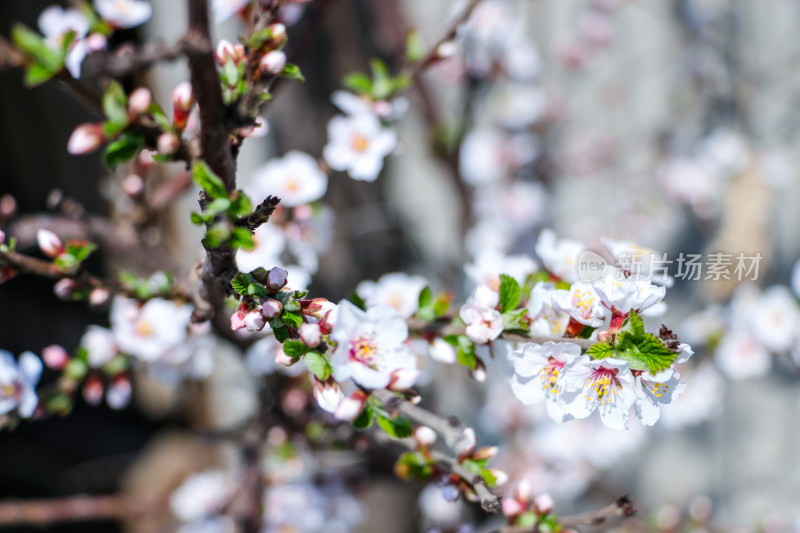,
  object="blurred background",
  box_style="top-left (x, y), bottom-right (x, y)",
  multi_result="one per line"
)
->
top-left (2, 0), bottom-right (800, 531)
